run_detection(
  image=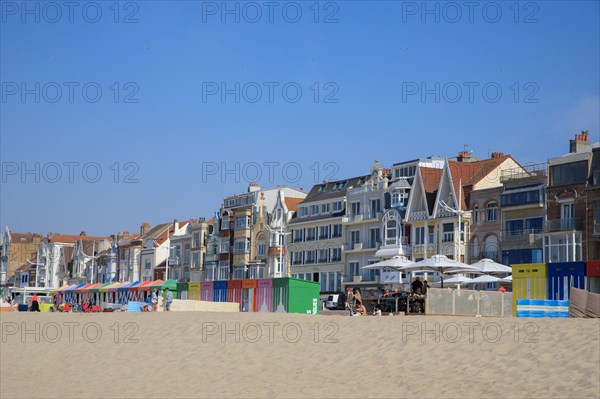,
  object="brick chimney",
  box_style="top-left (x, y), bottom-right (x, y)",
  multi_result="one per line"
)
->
top-left (248, 182), bottom-right (261, 193)
top-left (173, 219), bottom-right (179, 233)
top-left (79, 231), bottom-right (86, 236)
top-left (569, 130), bottom-right (591, 153)
top-left (491, 152), bottom-right (505, 159)
top-left (140, 222), bottom-right (151, 236)
top-left (456, 150), bottom-right (476, 163)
